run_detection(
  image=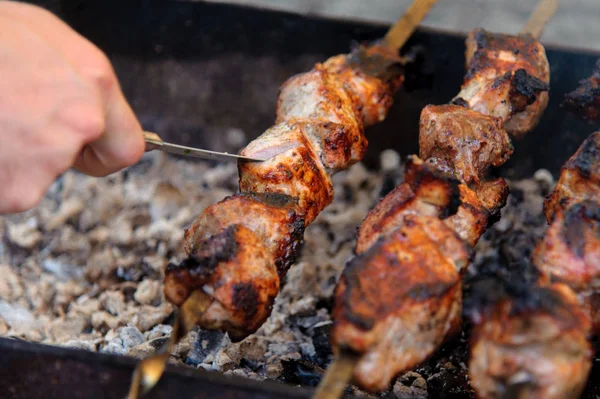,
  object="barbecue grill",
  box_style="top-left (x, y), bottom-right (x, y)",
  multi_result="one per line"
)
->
top-left (2, 1), bottom-right (600, 398)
